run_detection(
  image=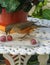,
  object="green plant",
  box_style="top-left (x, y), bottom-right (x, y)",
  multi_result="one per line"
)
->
top-left (42, 9), bottom-right (50, 20)
top-left (0, 0), bottom-right (33, 13)
top-left (0, 0), bottom-right (20, 13)
top-left (32, 0), bottom-right (48, 19)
